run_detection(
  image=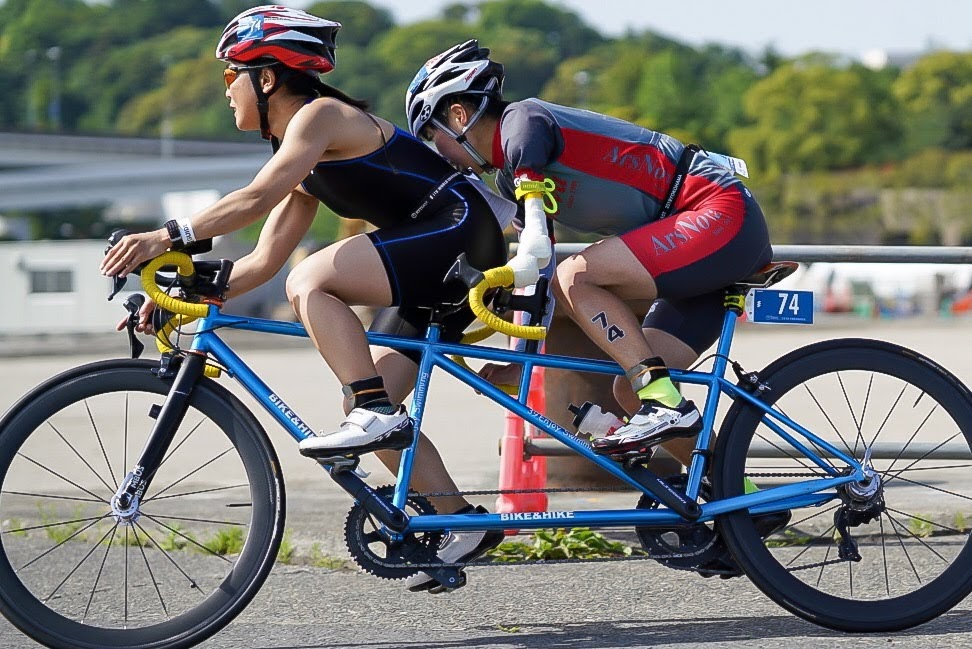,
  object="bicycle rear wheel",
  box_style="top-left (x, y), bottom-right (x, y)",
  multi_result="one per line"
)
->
top-left (0, 359), bottom-right (285, 649)
top-left (714, 338), bottom-right (972, 632)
